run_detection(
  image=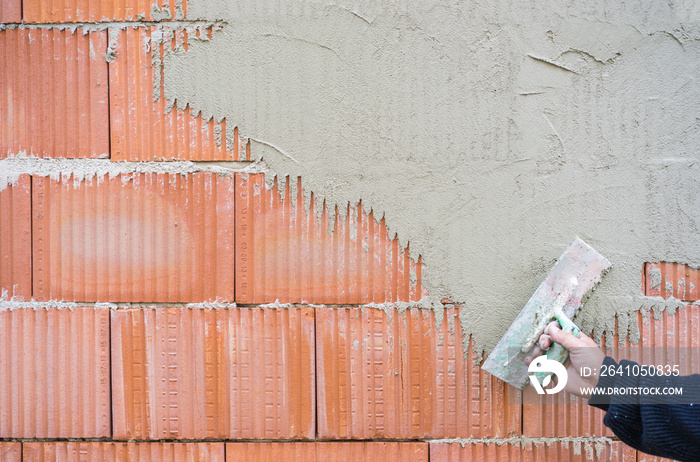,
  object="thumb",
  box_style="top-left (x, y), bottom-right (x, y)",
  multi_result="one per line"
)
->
top-left (546, 321), bottom-right (582, 350)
